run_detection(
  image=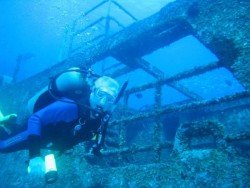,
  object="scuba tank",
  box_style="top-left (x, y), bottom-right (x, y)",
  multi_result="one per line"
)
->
top-left (27, 67), bottom-right (99, 115)
top-left (49, 67), bottom-right (91, 100)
